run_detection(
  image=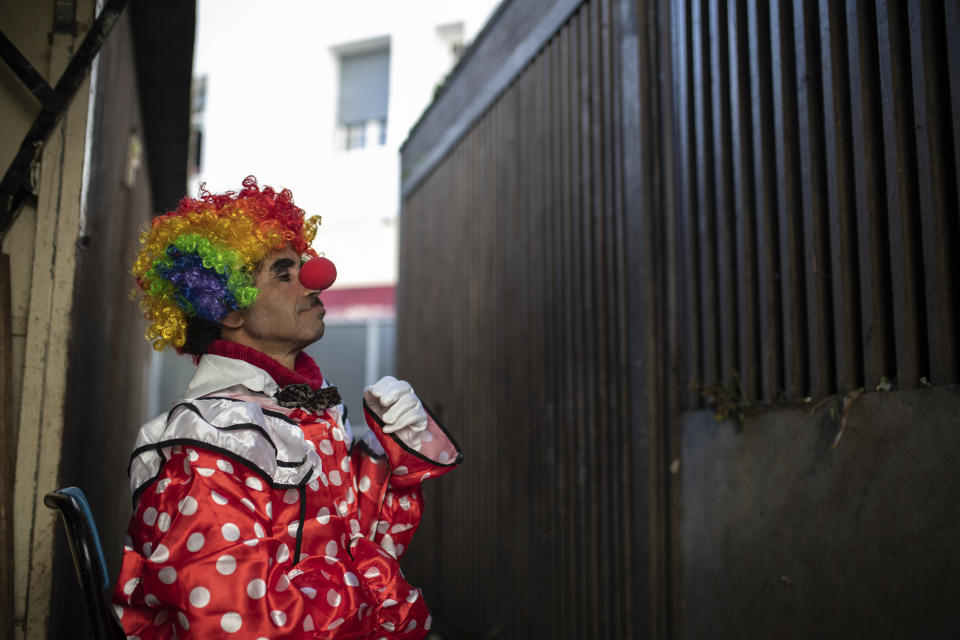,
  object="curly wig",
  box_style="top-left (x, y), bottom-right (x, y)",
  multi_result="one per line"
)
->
top-left (132, 176), bottom-right (320, 352)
